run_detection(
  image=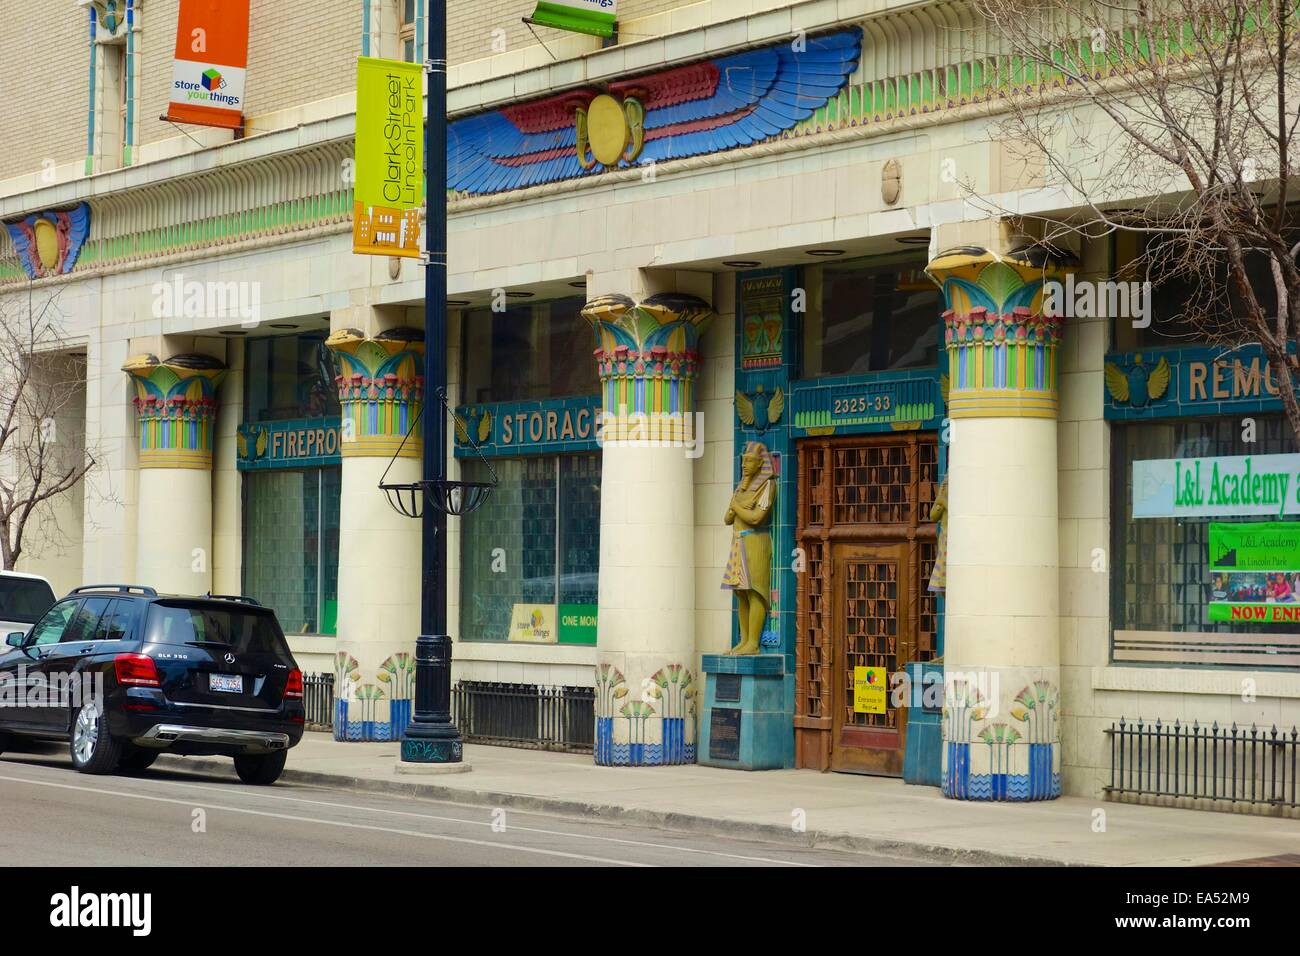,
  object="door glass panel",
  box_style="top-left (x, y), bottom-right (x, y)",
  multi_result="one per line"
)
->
top-left (842, 557), bottom-right (900, 730)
